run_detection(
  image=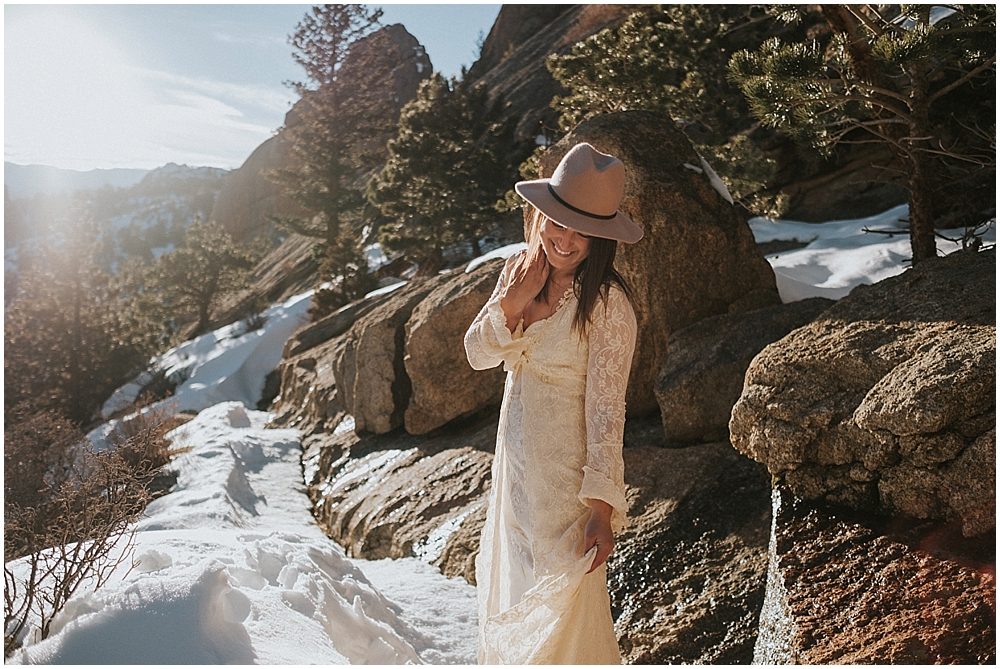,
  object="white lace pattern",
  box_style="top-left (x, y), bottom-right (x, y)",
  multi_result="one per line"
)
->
top-left (464, 259), bottom-right (636, 664)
